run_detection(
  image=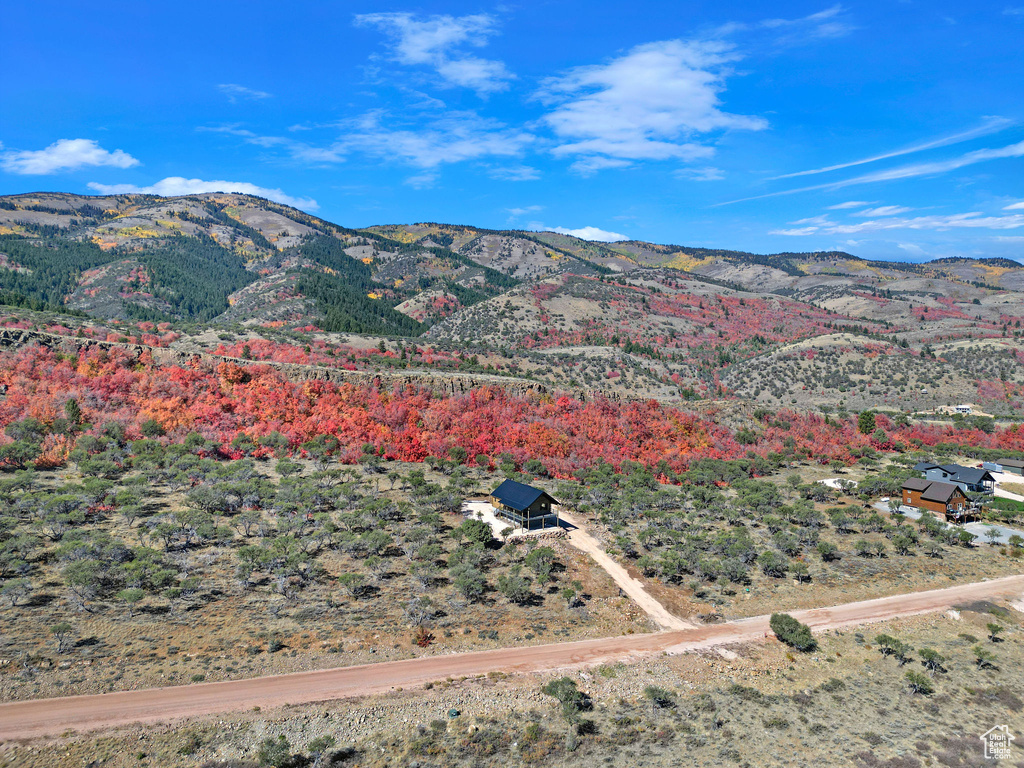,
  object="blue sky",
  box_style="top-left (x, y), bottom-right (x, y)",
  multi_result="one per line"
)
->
top-left (2, 1), bottom-right (1023, 261)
